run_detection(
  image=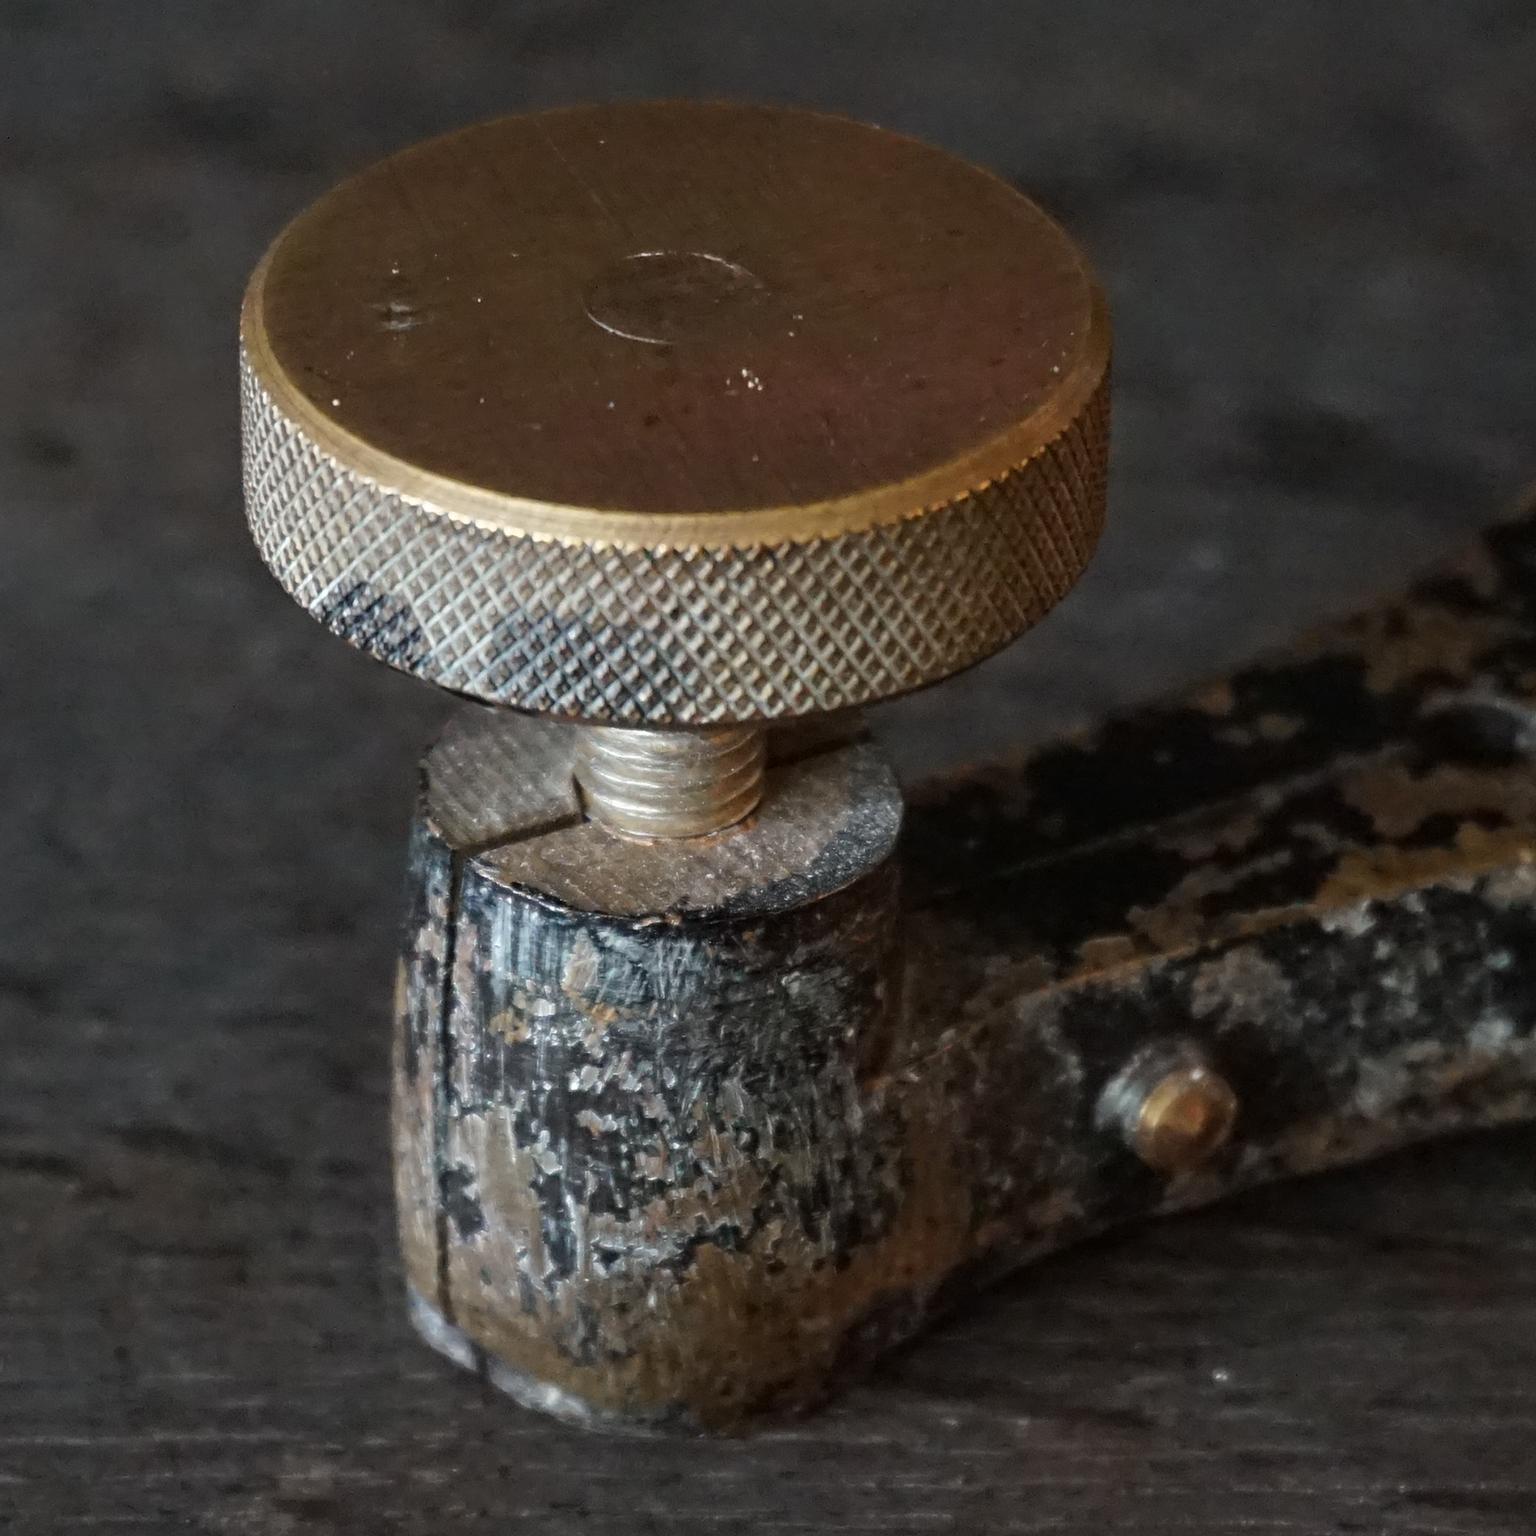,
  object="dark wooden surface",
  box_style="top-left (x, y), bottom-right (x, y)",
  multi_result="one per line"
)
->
top-left (5, 3), bottom-right (1536, 1530)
